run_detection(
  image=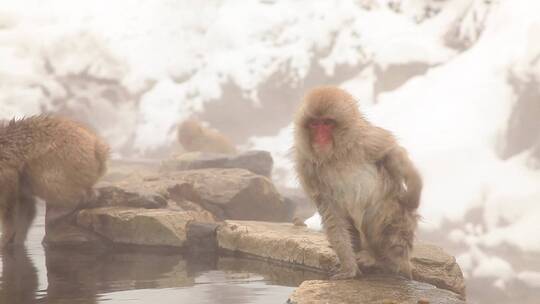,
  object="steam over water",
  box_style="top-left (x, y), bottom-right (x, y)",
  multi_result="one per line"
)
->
top-left (1, 1), bottom-right (540, 303)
